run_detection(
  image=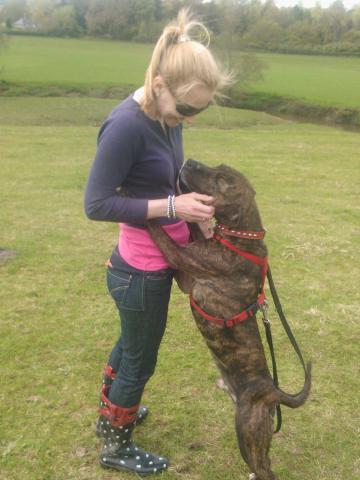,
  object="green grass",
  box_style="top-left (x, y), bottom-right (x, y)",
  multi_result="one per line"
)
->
top-left (252, 52), bottom-right (360, 109)
top-left (0, 97), bottom-right (359, 480)
top-left (0, 35), bottom-right (152, 86)
top-left (1, 36), bottom-right (360, 109)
